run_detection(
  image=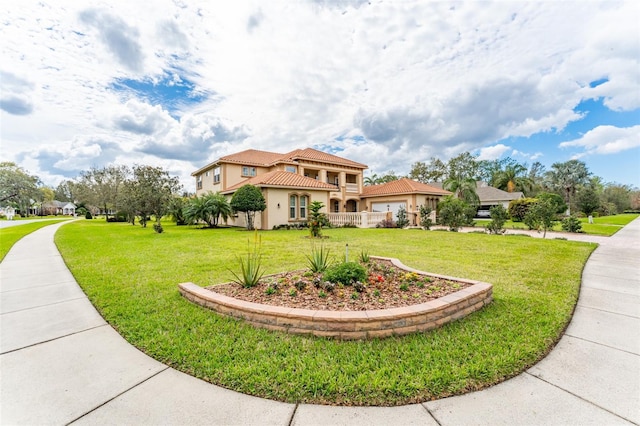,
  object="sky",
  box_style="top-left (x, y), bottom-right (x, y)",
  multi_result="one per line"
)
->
top-left (1, 0), bottom-right (639, 192)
